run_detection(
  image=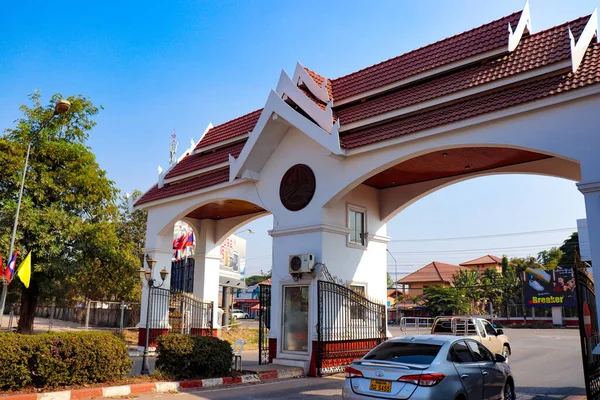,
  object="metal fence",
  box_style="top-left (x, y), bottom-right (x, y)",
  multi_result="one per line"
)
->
top-left (147, 287), bottom-right (213, 345)
top-left (575, 267), bottom-right (600, 399)
top-left (28, 301), bottom-right (140, 331)
top-left (316, 280), bottom-right (386, 376)
top-left (258, 284), bottom-right (271, 365)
